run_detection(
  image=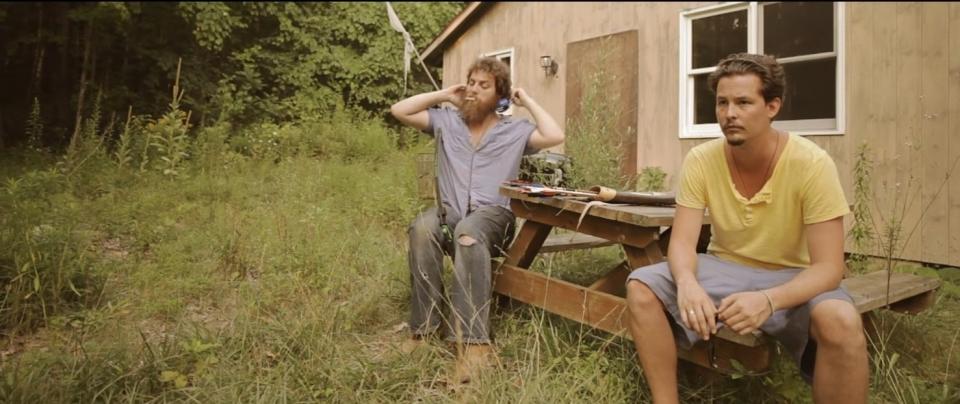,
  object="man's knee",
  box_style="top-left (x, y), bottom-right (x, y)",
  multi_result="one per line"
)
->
top-left (811, 300), bottom-right (866, 350)
top-left (409, 214), bottom-right (440, 243)
top-left (626, 280), bottom-right (664, 316)
top-left (457, 235), bottom-right (478, 246)
top-left (454, 224), bottom-right (487, 249)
